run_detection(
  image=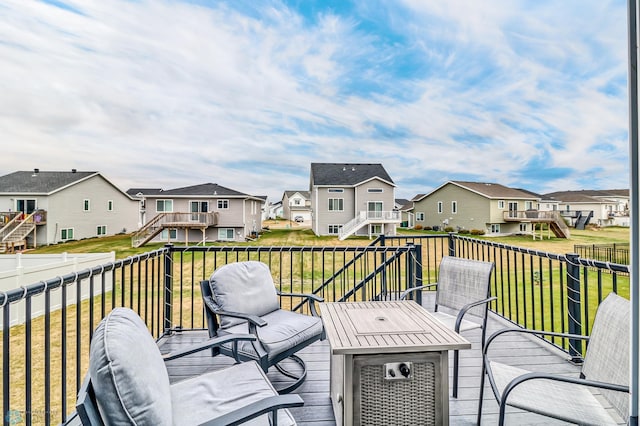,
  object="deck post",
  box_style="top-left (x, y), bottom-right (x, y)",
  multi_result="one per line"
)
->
top-left (163, 244), bottom-right (173, 335)
top-left (565, 253), bottom-right (583, 362)
top-left (413, 244), bottom-right (423, 306)
top-left (447, 233), bottom-right (455, 257)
